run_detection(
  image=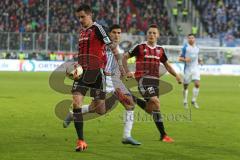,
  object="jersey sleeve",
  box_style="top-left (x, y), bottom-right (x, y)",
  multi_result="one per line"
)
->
top-left (180, 44), bottom-right (187, 58)
top-left (128, 44), bottom-right (139, 57)
top-left (104, 49), bottom-right (115, 74)
top-left (160, 48), bottom-right (168, 63)
top-left (95, 24), bottom-right (112, 45)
